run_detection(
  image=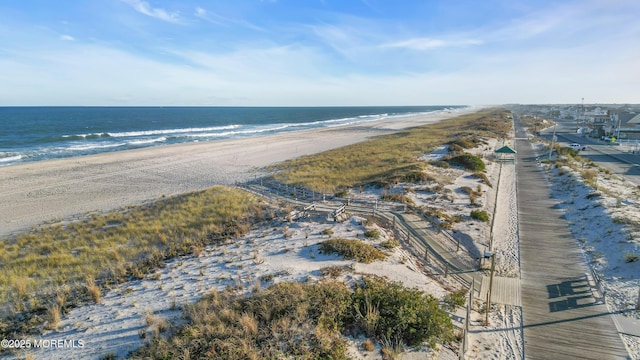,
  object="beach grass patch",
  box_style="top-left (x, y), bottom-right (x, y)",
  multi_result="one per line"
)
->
top-left (270, 109), bottom-right (511, 192)
top-left (448, 154), bottom-right (485, 172)
top-left (0, 186), bottom-right (268, 336)
top-left (133, 277), bottom-right (454, 359)
top-left (319, 239), bottom-right (386, 263)
top-left (470, 209), bottom-right (490, 222)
